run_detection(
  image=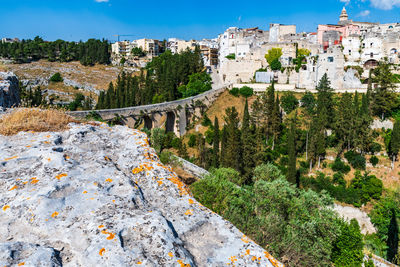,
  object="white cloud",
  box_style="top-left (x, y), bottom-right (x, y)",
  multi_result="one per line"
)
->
top-left (370, 0), bottom-right (400, 10)
top-left (339, 0), bottom-right (400, 10)
top-left (358, 10), bottom-right (371, 16)
top-left (95, 0), bottom-right (109, 2)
